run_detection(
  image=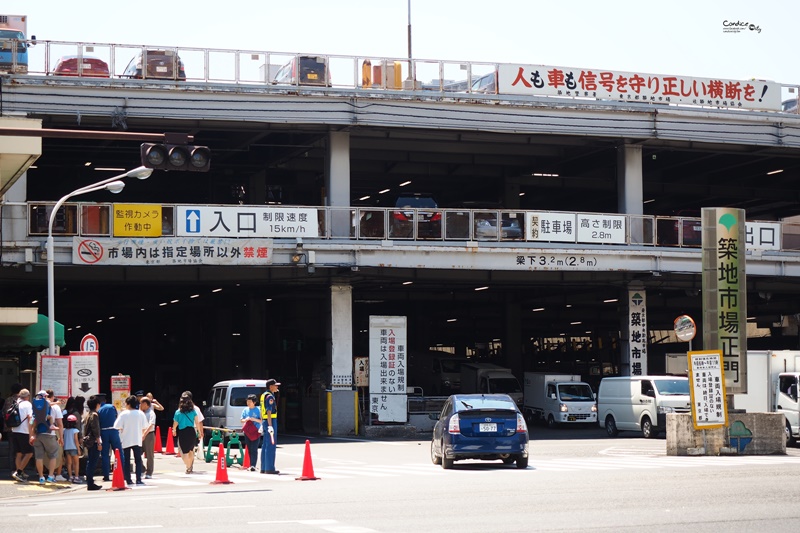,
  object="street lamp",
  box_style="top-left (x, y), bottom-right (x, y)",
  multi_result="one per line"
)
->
top-left (46, 166), bottom-right (154, 355)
